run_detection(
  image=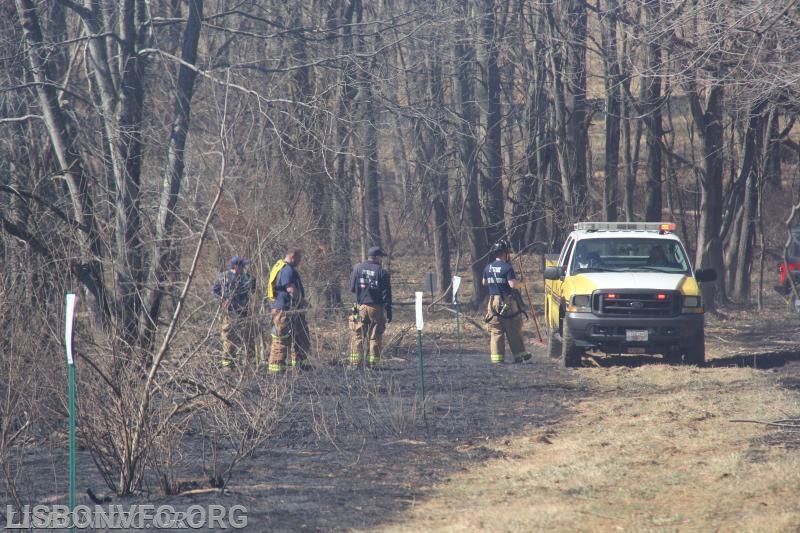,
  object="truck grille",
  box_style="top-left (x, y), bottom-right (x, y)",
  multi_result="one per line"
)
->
top-left (592, 290), bottom-right (680, 317)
